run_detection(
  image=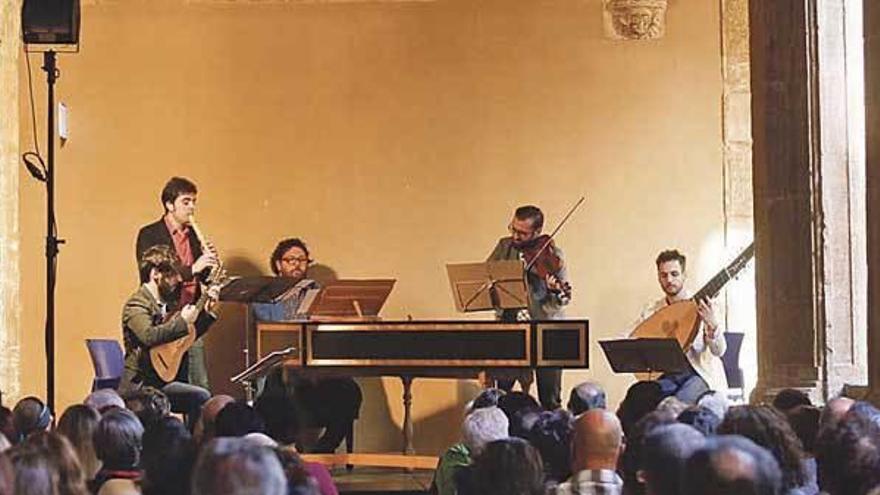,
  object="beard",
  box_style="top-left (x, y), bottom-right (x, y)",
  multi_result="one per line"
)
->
top-left (158, 279), bottom-right (182, 304)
